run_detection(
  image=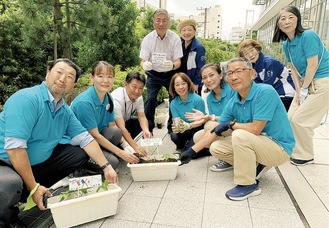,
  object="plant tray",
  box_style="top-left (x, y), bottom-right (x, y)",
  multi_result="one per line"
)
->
top-left (127, 154), bottom-right (181, 181)
top-left (47, 184), bottom-right (121, 228)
